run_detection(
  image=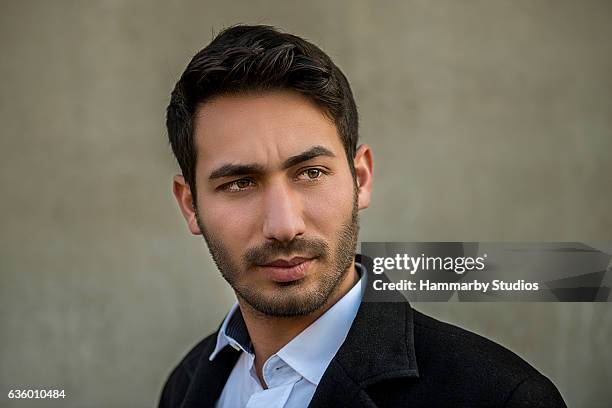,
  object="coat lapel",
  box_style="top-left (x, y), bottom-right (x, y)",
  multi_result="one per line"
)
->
top-left (308, 255), bottom-right (420, 407)
top-left (180, 339), bottom-right (241, 408)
